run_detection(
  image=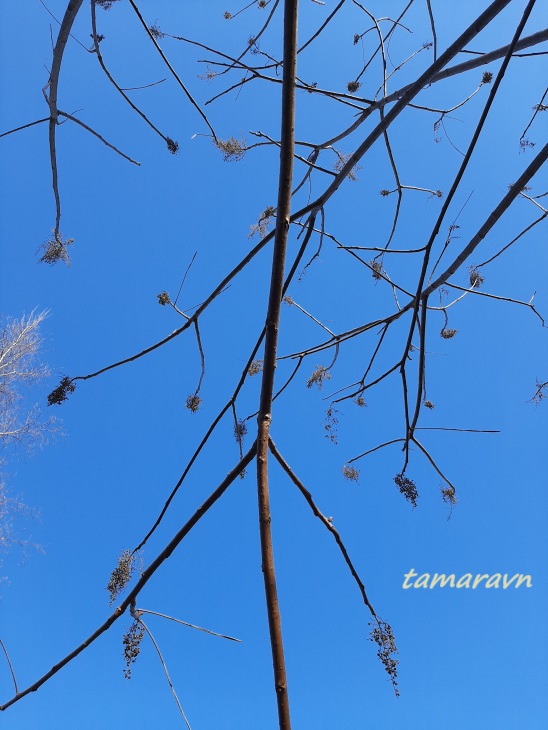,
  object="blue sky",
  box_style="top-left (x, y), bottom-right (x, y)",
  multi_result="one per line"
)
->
top-left (0, 1), bottom-right (547, 728)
